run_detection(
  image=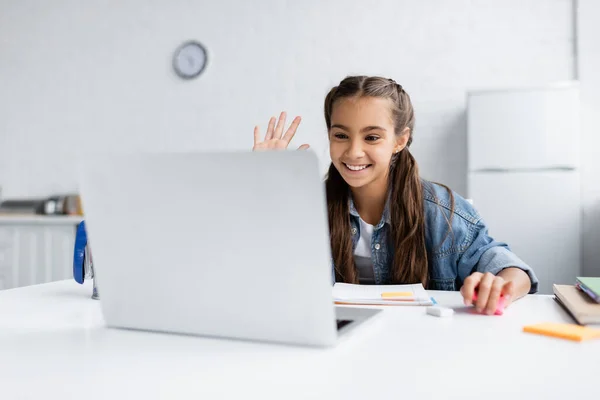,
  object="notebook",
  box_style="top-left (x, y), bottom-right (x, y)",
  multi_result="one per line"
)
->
top-left (553, 284), bottom-right (600, 325)
top-left (333, 283), bottom-right (433, 306)
top-left (576, 277), bottom-right (600, 303)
